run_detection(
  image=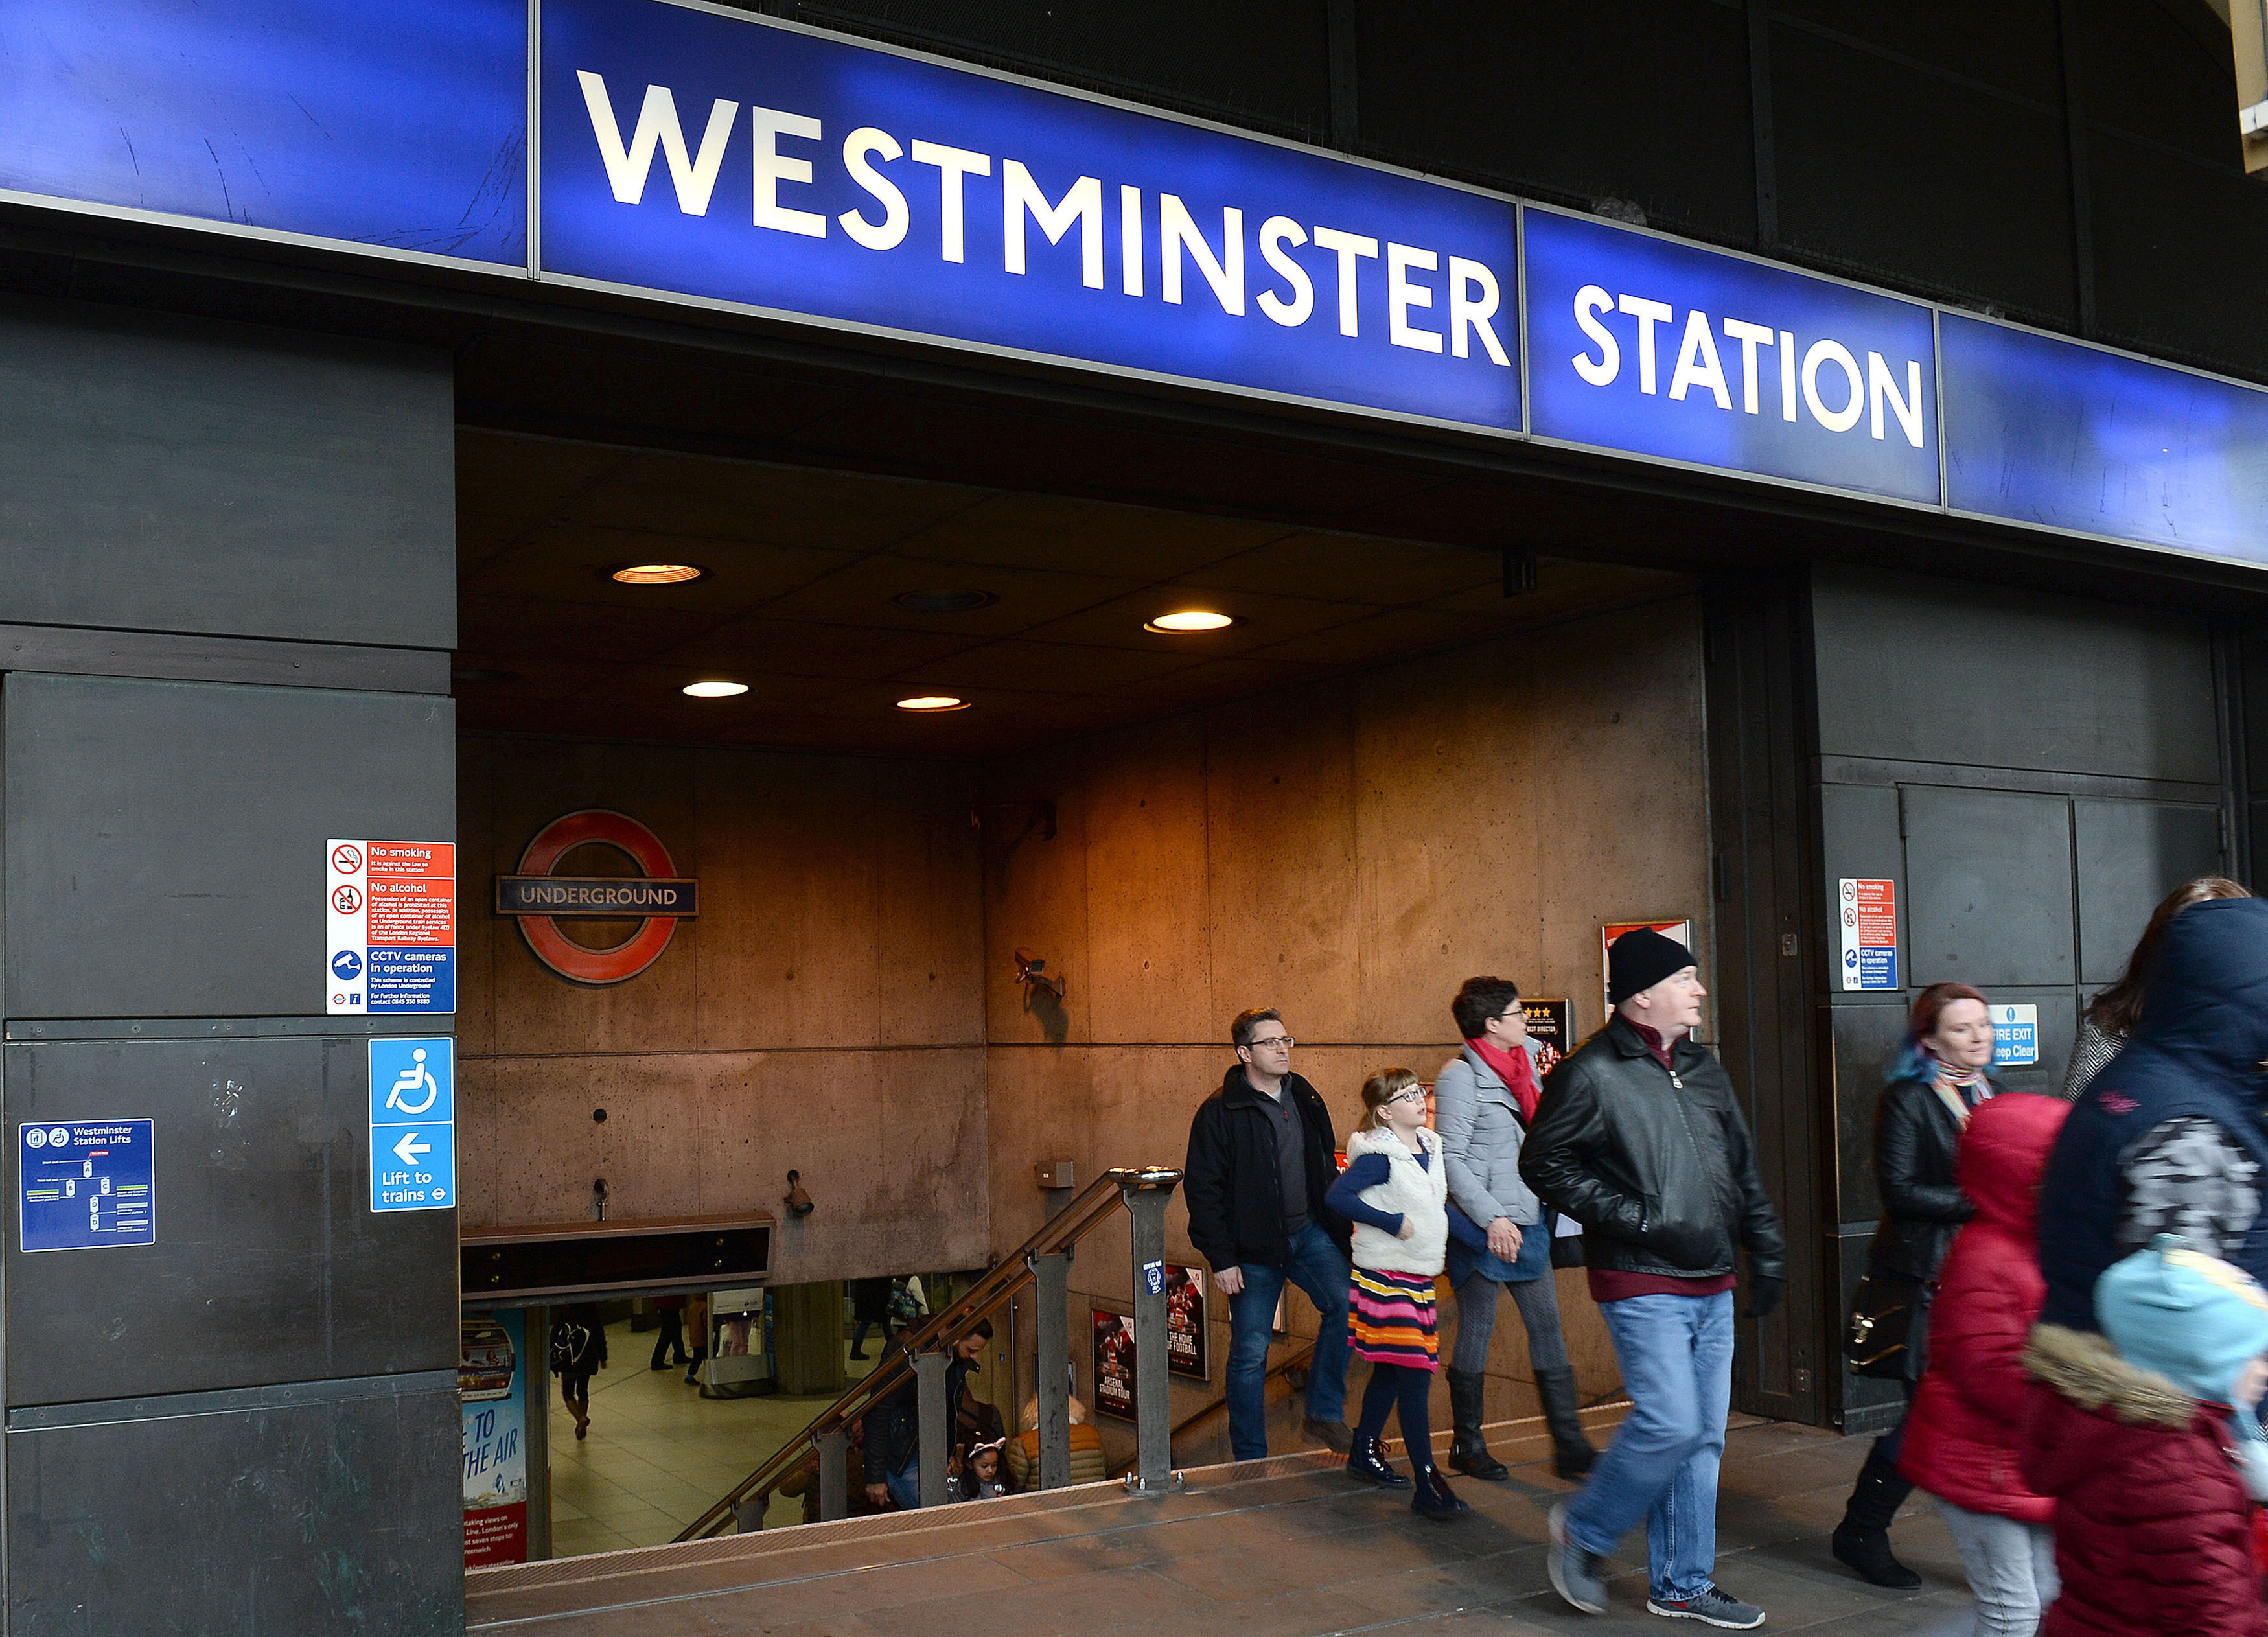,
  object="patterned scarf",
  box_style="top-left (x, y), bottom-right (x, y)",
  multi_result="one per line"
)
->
top-left (1928, 1052), bottom-right (1992, 1130)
